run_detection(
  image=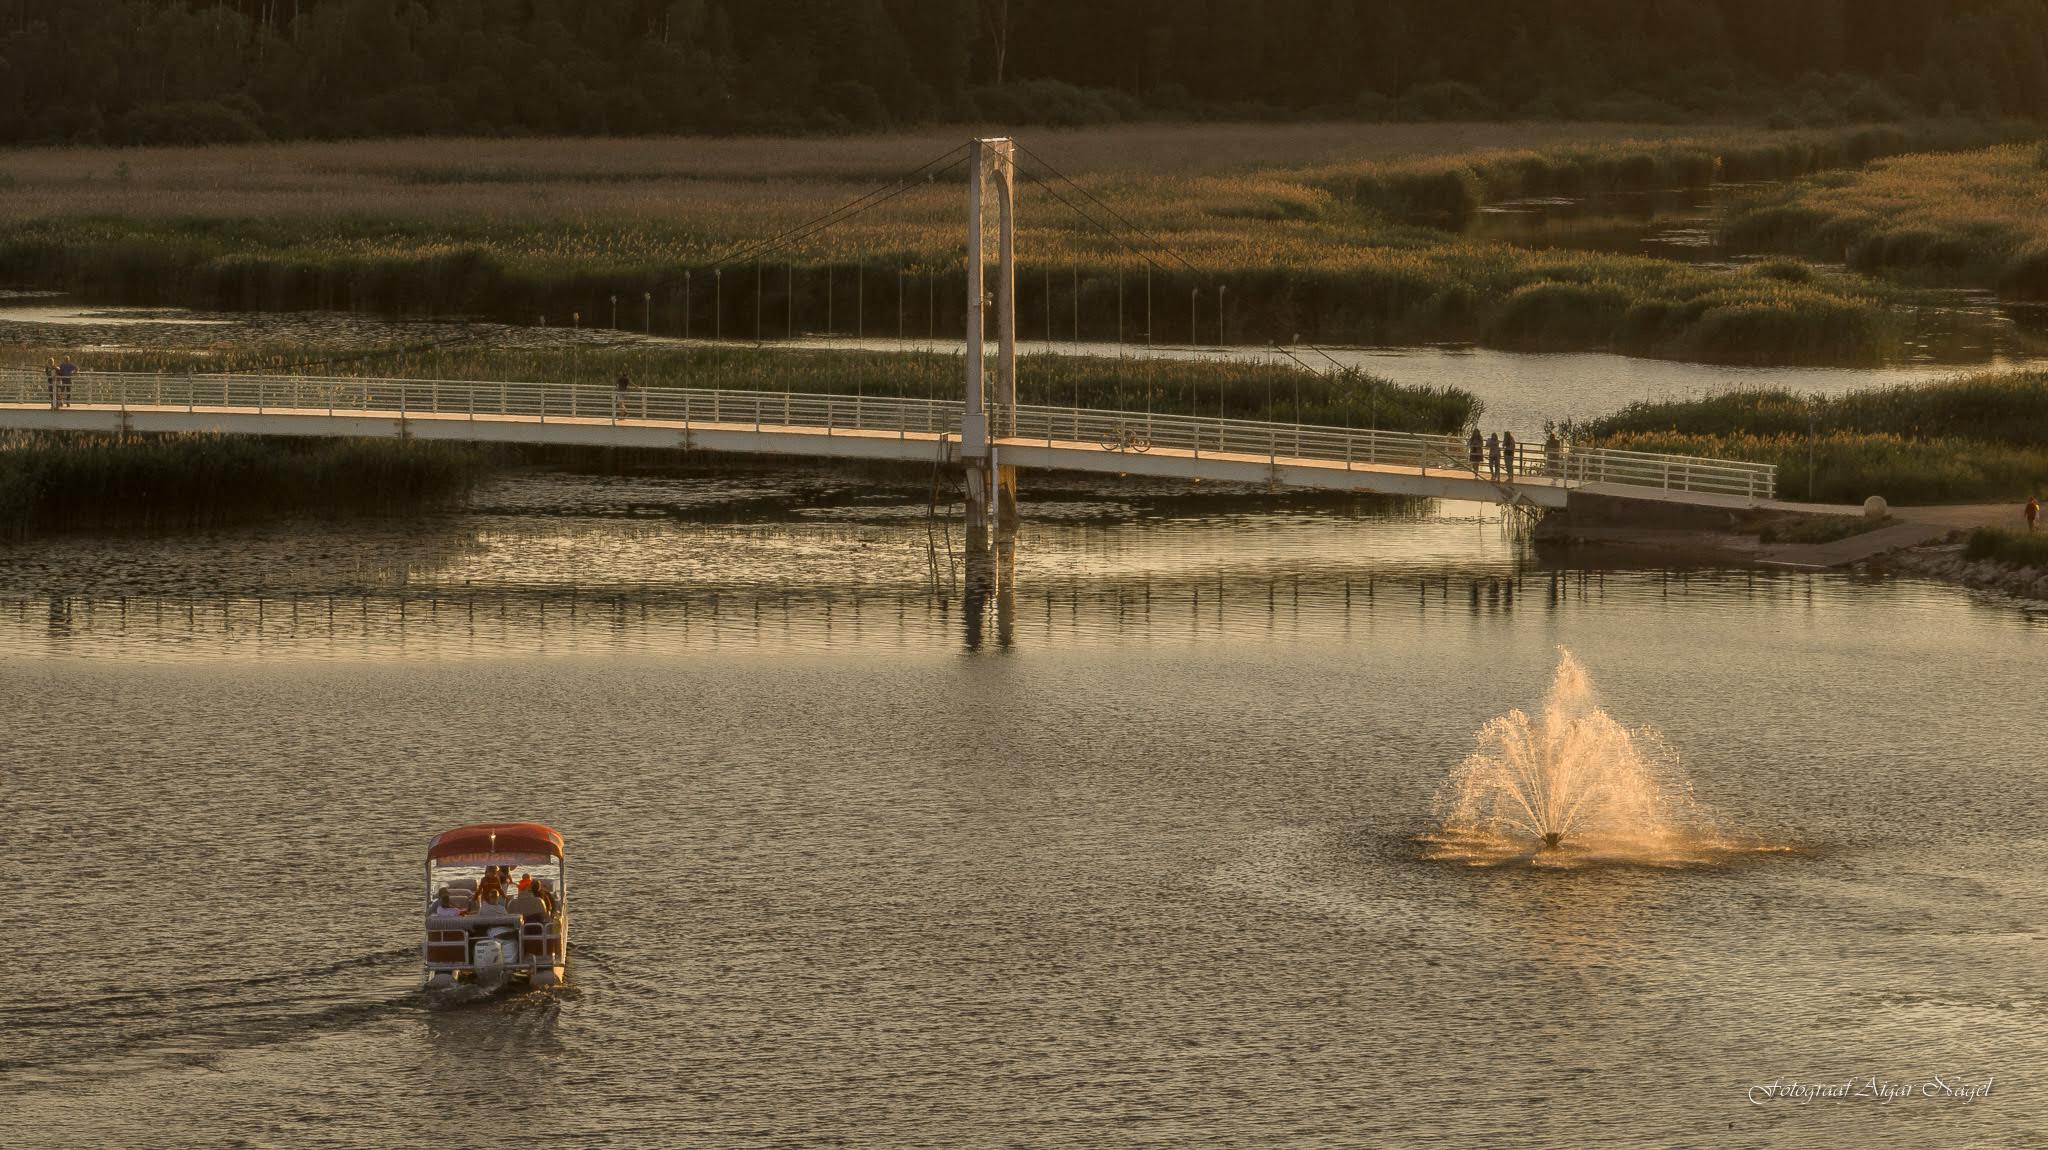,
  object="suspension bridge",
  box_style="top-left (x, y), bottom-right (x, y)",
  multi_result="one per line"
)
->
top-left (0, 367), bottom-right (1773, 512)
top-left (0, 137), bottom-right (1776, 548)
